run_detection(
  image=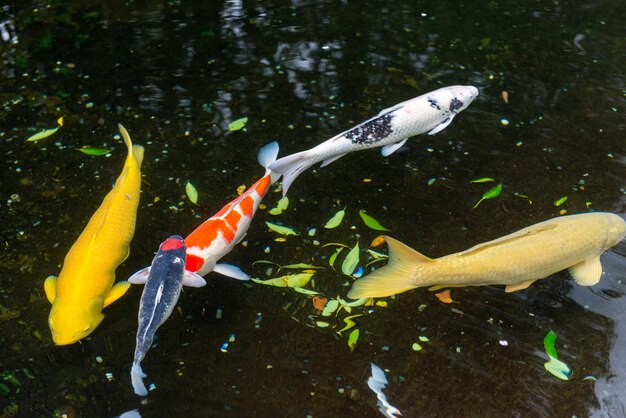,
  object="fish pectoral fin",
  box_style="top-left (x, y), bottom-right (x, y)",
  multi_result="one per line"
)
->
top-left (320, 153), bottom-right (349, 168)
top-left (183, 271), bottom-right (207, 287)
top-left (381, 139), bottom-right (408, 157)
top-left (44, 275), bottom-right (57, 304)
top-left (213, 263), bottom-right (250, 280)
top-left (505, 279), bottom-right (537, 293)
top-left (104, 281), bottom-right (131, 307)
top-left (128, 267), bottom-right (151, 285)
top-left (569, 257), bottom-right (603, 286)
top-left (428, 114), bottom-right (455, 135)
top-left (131, 363), bottom-right (148, 396)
